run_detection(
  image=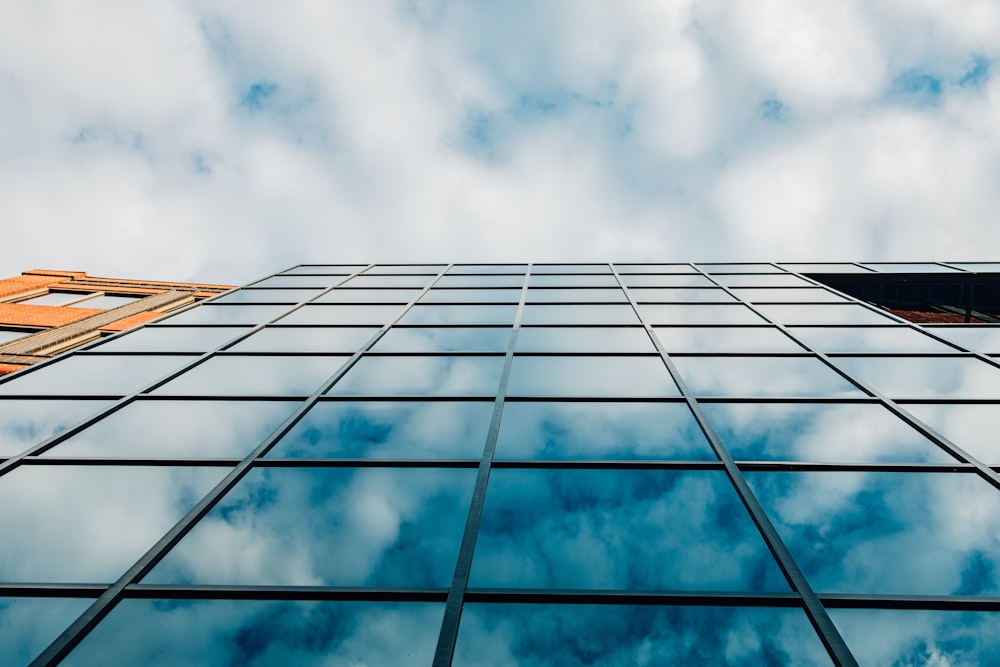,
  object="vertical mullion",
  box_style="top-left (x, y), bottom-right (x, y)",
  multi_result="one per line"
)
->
top-left (433, 265), bottom-right (532, 667)
top-left (610, 263), bottom-right (859, 667)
